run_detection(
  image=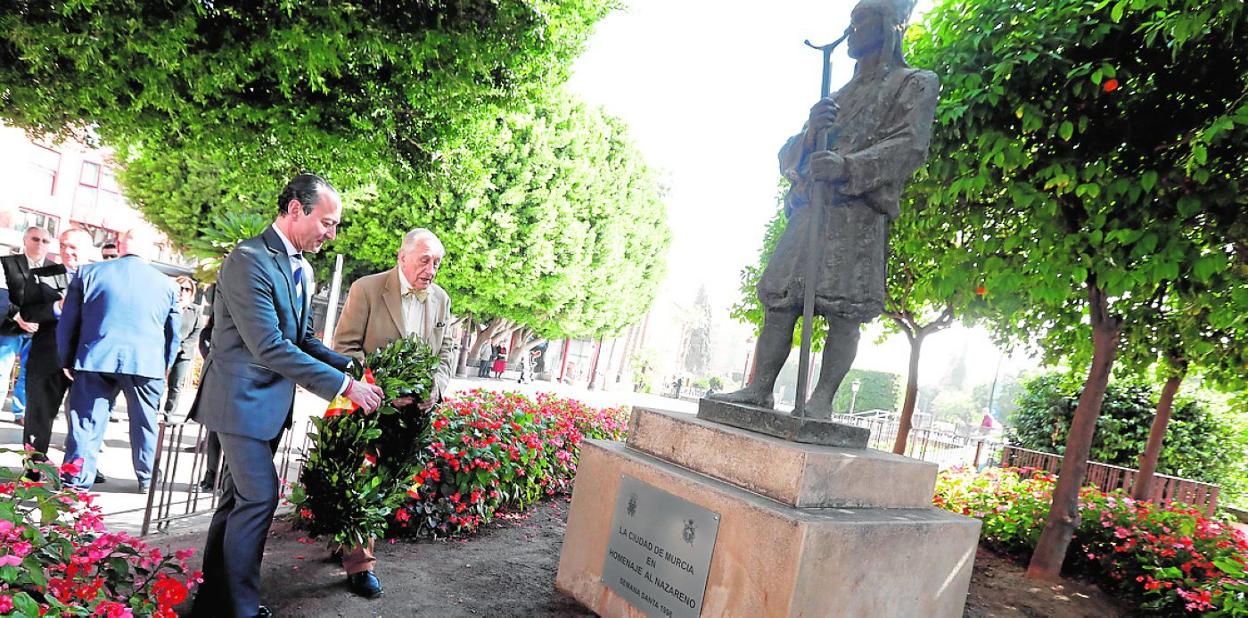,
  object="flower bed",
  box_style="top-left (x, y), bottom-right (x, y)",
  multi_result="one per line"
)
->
top-left (394, 390), bottom-right (628, 537)
top-left (936, 466), bottom-right (1248, 615)
top-left (0, 450), bottom-right (199, 617)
